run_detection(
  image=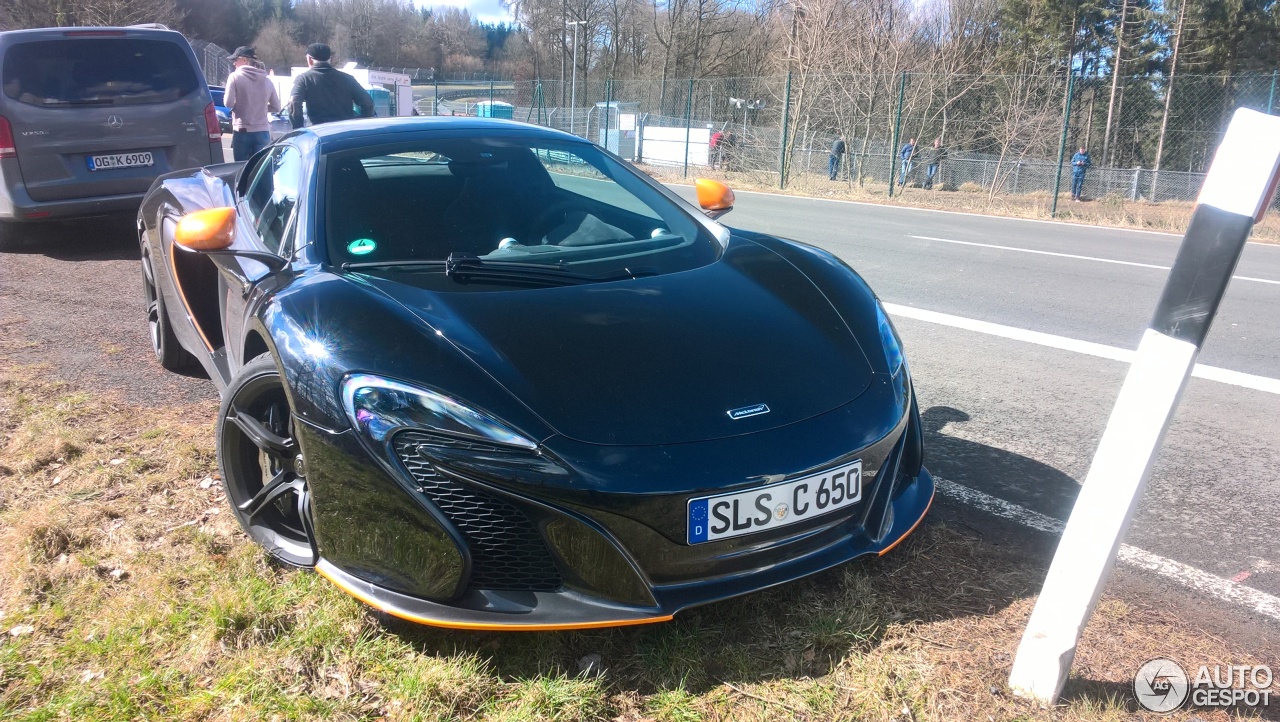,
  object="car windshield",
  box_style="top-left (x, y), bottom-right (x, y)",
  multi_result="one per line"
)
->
top-left (324, 136), bottom-right (719, 284)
